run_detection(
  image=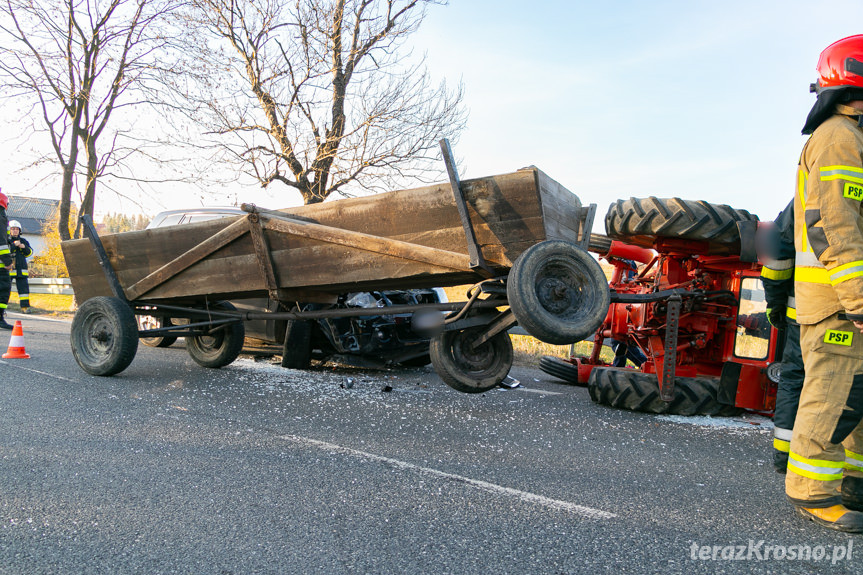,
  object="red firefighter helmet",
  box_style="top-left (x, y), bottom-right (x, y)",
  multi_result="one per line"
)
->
top-left (814, 34), bottom-right (863, 92)
top-left (0, 191), bottom-right (7, 209)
